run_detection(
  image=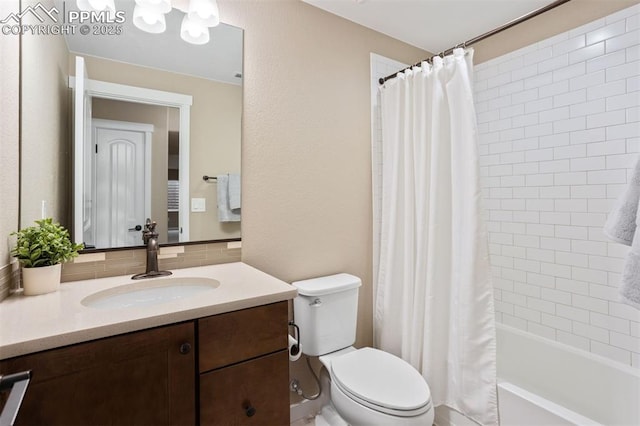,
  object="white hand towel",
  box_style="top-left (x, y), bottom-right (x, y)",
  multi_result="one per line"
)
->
top-left (621, 208), bottom-right (640, 310)
top-left (603, 156), bottom-right (640, 246)
top-left (216, 174), bottom-right (241, 222)
top-left (228, 174), bottom-right (241, 212)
